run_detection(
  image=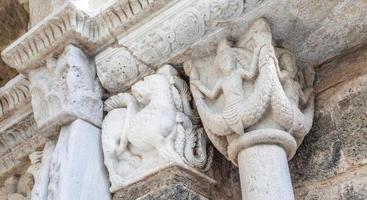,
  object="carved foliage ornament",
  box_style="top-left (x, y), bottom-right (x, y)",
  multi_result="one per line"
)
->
top-left (101, 65), bottom-right (213, 192)
top-left (28, 45), bottom-right (103, 129)
top-left (187, 18), bottom-right (315, 165)
top-left (120, 0), bottom-right (245, 65)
